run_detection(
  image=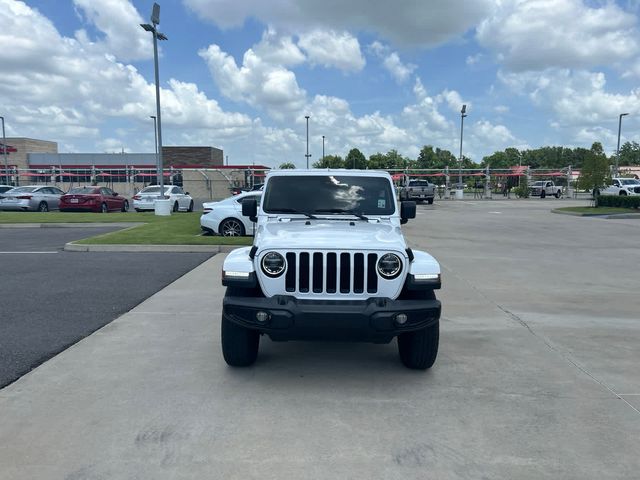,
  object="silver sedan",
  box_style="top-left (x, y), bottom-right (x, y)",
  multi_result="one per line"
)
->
top-left (0, 185), bottom-right (65, 212)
